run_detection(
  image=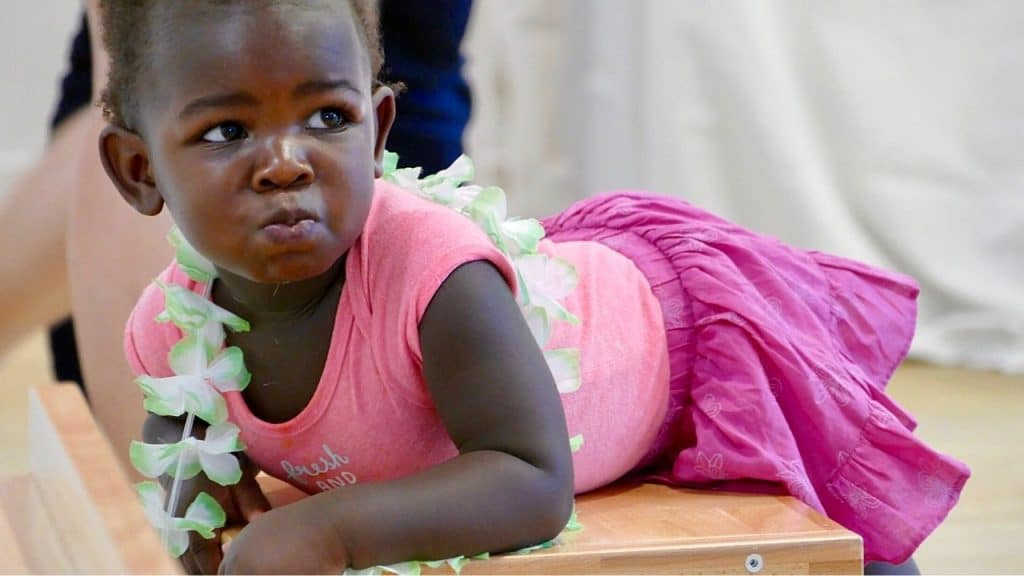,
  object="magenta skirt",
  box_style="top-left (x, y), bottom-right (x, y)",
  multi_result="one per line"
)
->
top-left (542, 191), bottom-right (970, 564)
